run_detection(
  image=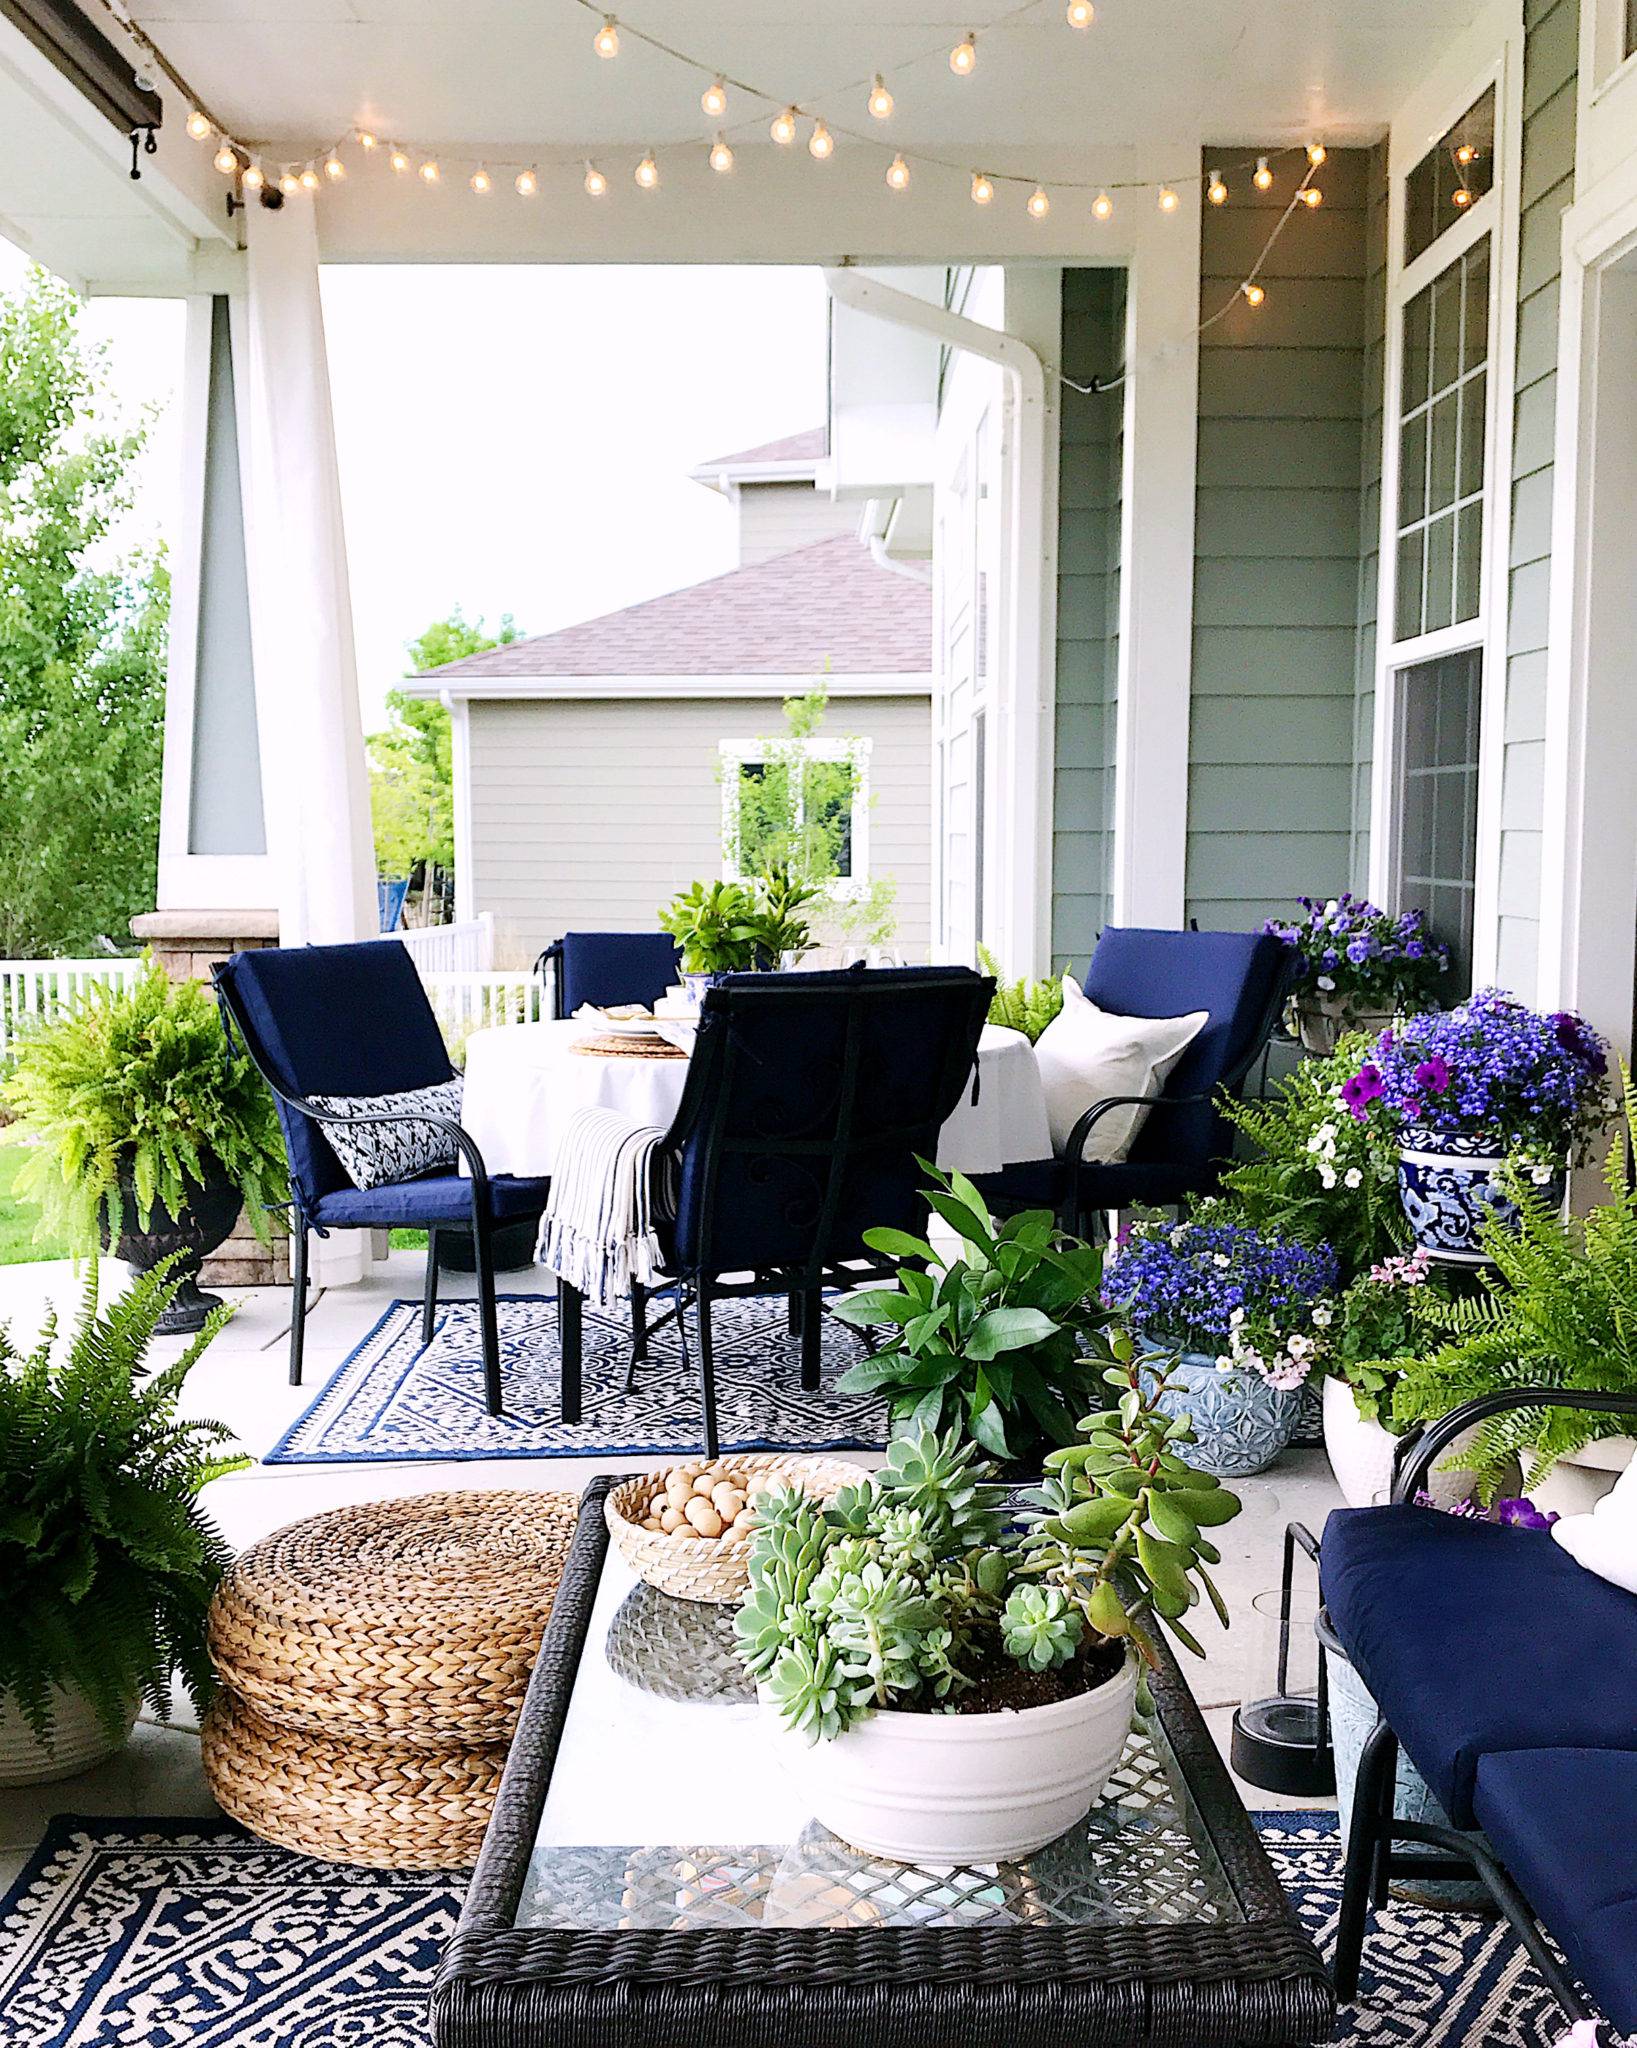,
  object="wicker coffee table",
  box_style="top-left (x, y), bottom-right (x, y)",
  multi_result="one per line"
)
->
top-left (434, 1478), bottom-right (1334, 2047)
